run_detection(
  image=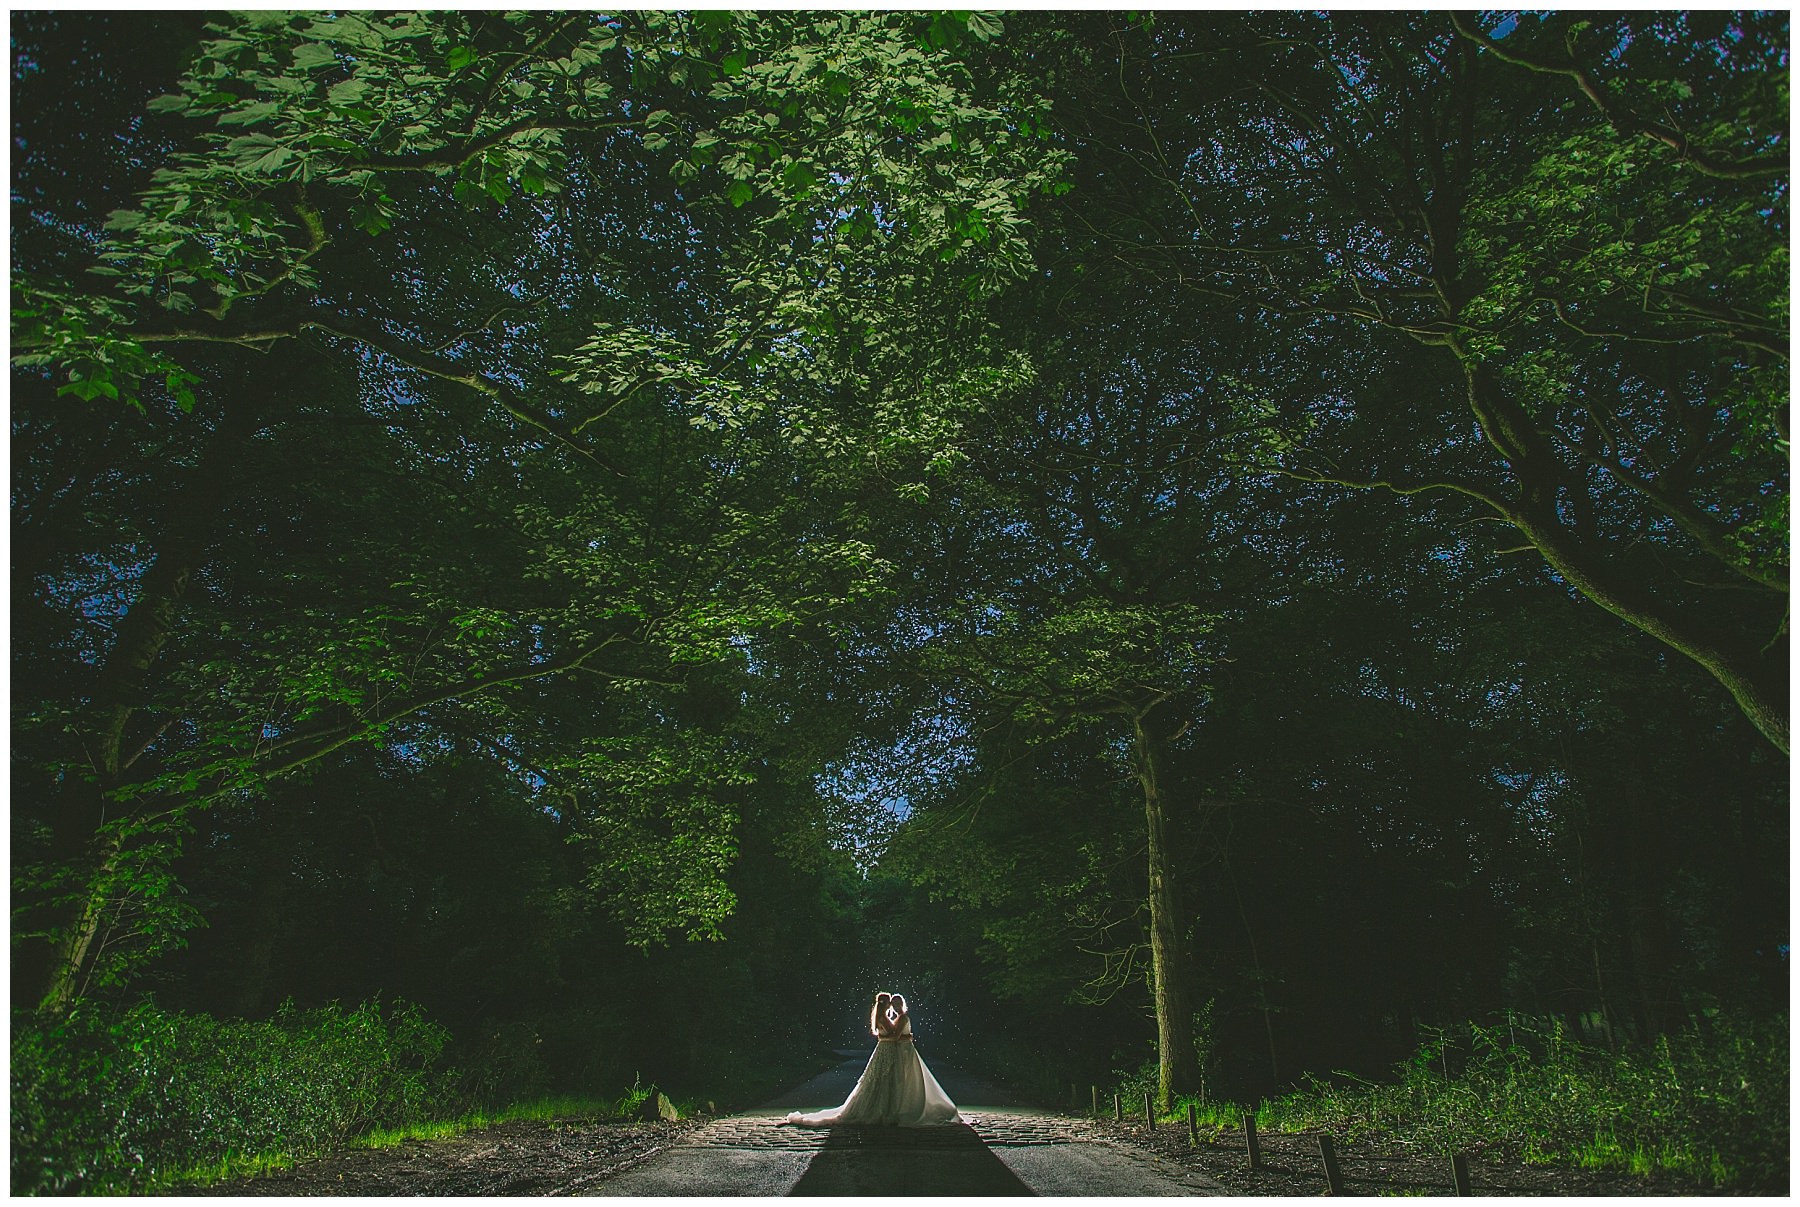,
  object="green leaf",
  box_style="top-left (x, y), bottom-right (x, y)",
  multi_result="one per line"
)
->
top-left (216, 100), bottom-right (281, 126)
top-left (327, 78), bottom-right (369, 104)
top-left (780, 161), bottom-right (817, 192)
top-left (291, 42), bottom-right (337, 70)
top-left (926, 12), bottom-right (964, 49)
top-left (351, 203), bottom-right (392, 235)
top-left (726, 179), bottom-right (753, 207)
top-left (966, 12), bottom-right (1004, 41)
